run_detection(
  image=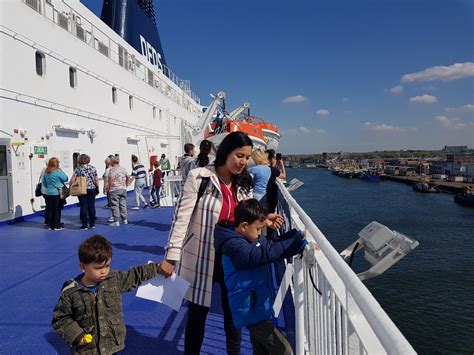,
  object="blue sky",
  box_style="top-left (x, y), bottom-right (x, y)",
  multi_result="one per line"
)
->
top-left (82, 0), bottom-right (473, 154)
